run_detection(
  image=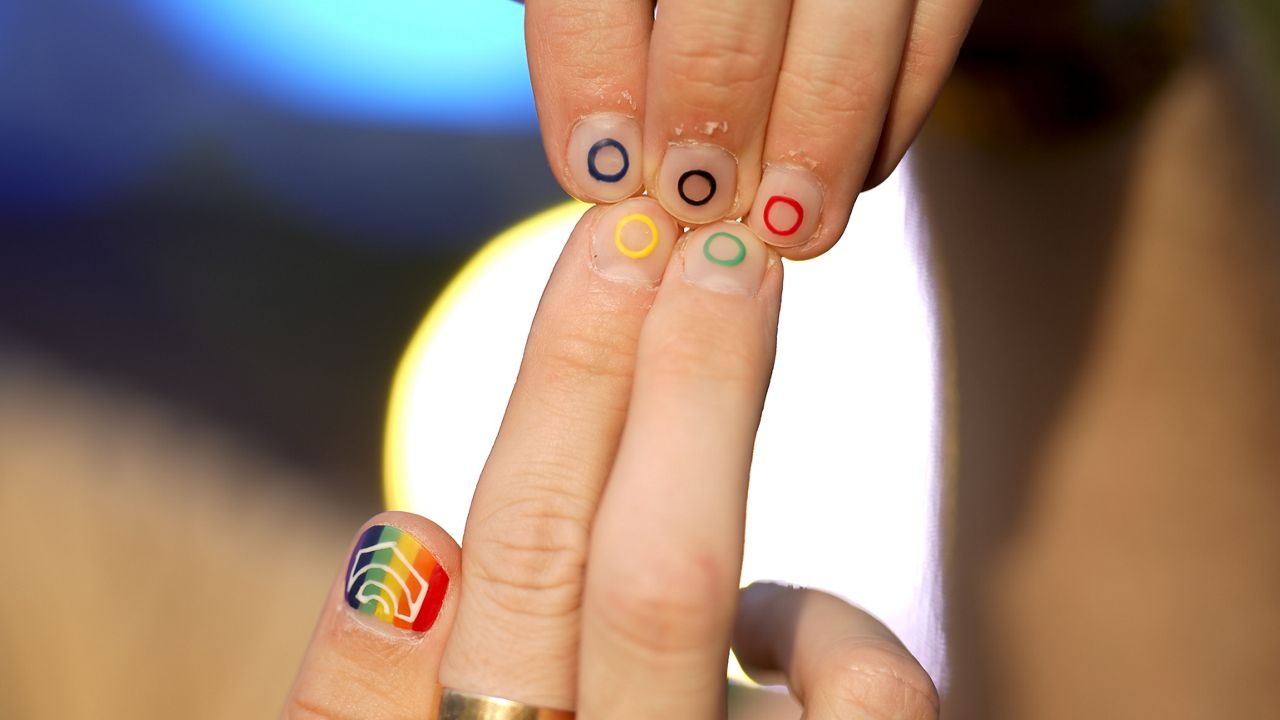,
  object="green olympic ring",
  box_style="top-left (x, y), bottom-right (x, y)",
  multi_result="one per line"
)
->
top-left (702, 231), bottom-right (747, 267)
